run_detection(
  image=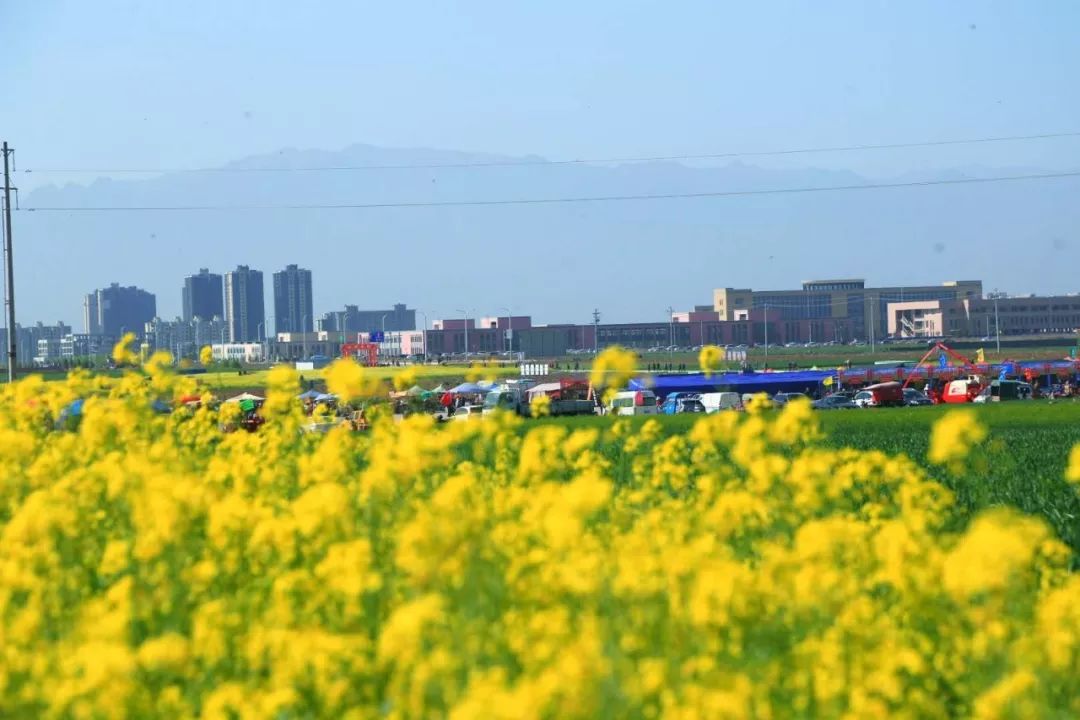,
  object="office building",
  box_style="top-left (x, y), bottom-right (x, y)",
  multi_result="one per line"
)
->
top-left (84, 284), bottom-right (156, 339)
top-left (888, 294), bottom-right (1080, 339)
top-left (318, 303), bottom-right (416, 334)
top-left (713, 279), bottom-right (983, 343)
top-left (272, 264), bottom-right (314, 335)
top-left (224, 265), bottom-right (265, 343)
top-left (182, 268), bottom-right (224, 321)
